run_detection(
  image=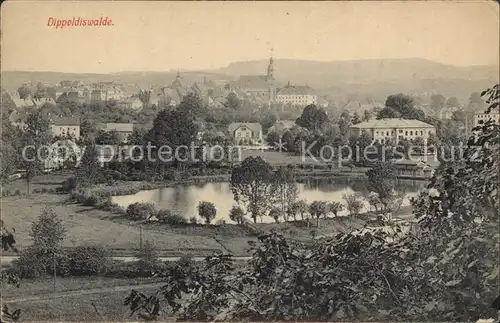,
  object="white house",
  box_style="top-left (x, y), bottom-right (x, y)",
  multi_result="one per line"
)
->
top-left (228, 122), bottom-right (263, 145)
top-left (473, 111), bottom-right (500, 128)
top-left (350, 118), bottom-right (436, 143)
top-left (276, 85), bottom-right (317, 106)
top-left (50, 117), bottom-right (81, 140)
